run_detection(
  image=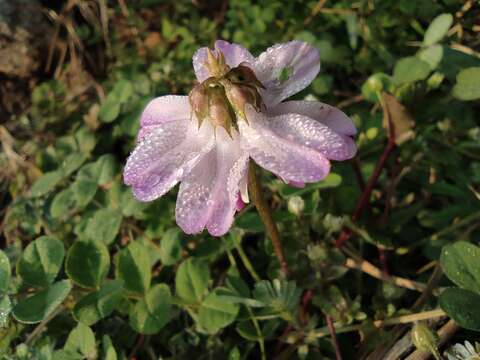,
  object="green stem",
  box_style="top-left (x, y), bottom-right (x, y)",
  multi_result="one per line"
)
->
top-left (224, 238), bottom-right (265, 360)
top-left (236, 240), bottom-right (261, 282)
top-left (247, 162), bottom-right (289, 277)
top-left (247, 307), bottom-right (266, 360)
